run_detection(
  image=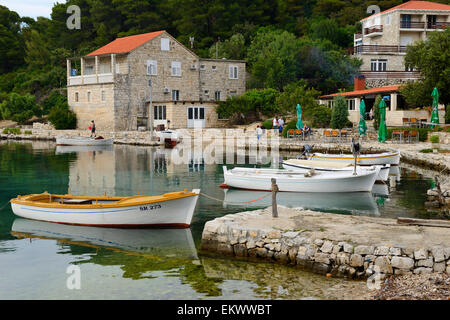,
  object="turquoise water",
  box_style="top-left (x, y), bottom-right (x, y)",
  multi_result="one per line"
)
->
top-left (0, 141), bottom-right (438, 299)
